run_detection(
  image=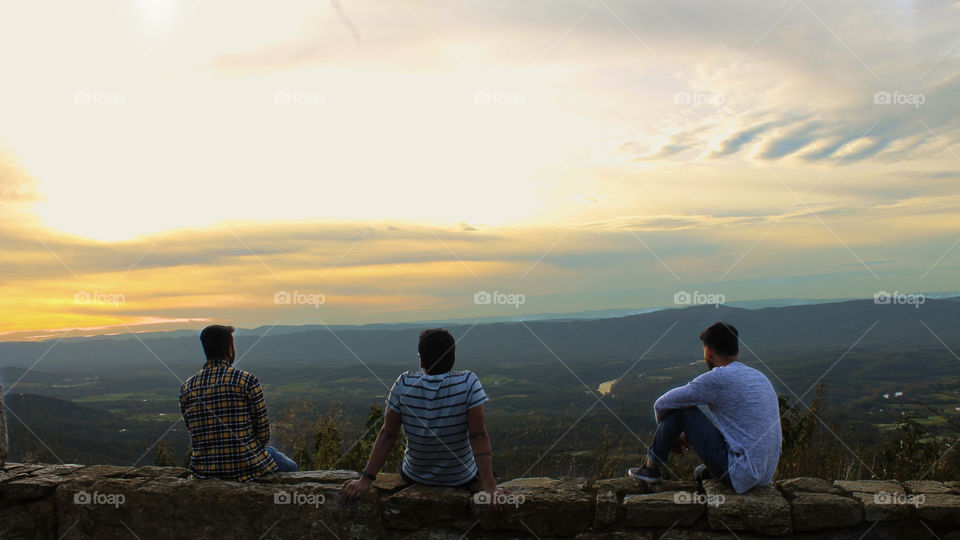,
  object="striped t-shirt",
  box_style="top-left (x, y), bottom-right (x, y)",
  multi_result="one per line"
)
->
top-left (386, 369), bottom-right (489, 486)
